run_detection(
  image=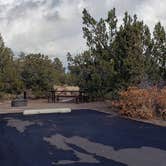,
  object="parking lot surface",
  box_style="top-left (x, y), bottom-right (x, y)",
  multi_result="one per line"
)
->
top-left (0, 110), bottom-right (166, 166)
